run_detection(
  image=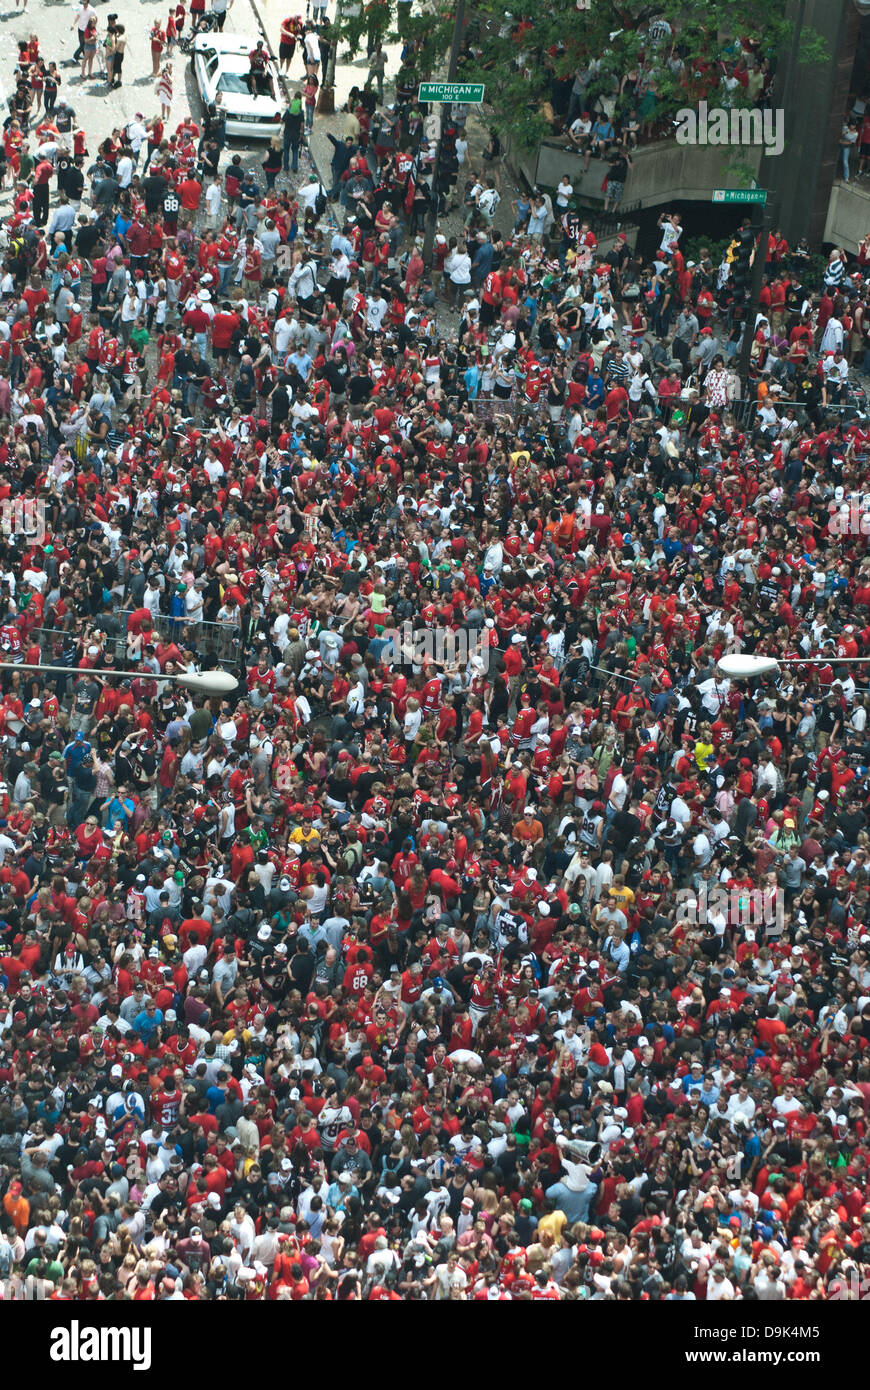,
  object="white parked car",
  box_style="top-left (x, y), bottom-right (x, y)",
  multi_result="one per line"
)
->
top-left (191, 33), bottom-right (283, 140)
